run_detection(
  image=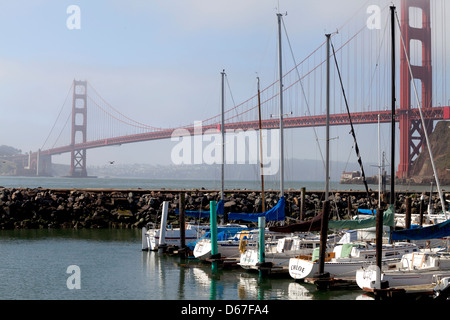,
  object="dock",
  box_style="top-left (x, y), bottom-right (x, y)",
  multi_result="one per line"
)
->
top-left (255, 263), bottom-right (290, 277)
top-left (305, 276), bottom-right (358, 290)
top-left (205, 256), bottom-right (241, 269)
top-left (363, 284), bottom-right (437, 300)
